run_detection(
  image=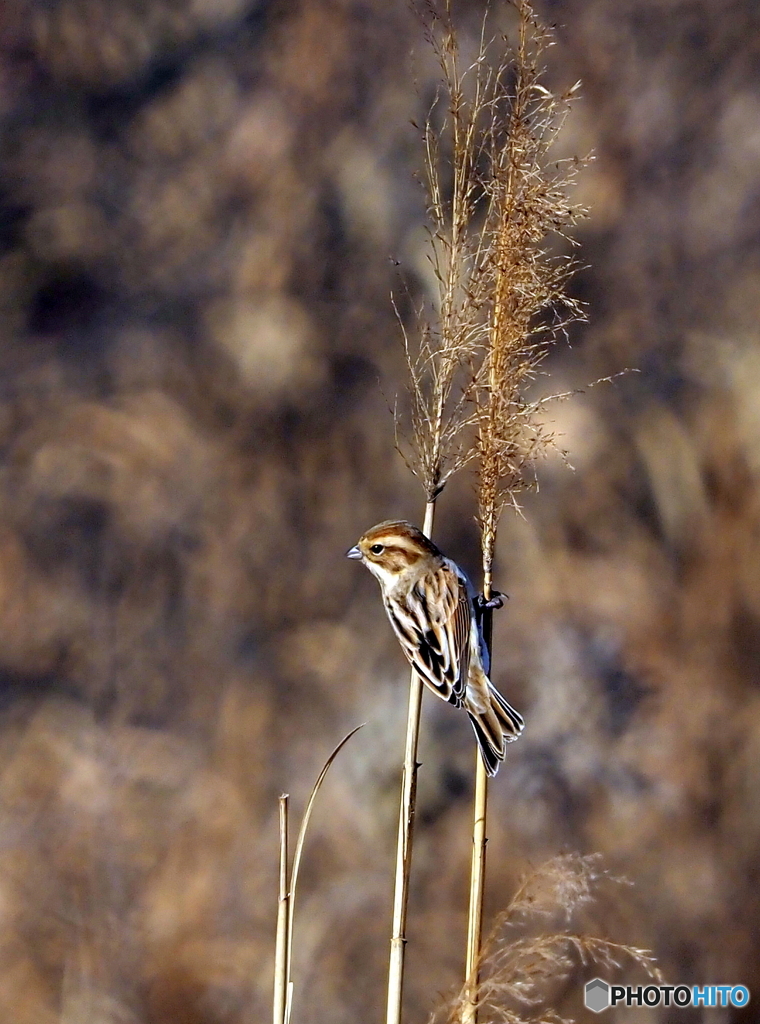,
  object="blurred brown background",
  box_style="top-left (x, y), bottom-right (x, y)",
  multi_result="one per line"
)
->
top-left (0, 0), bottom-right (759, 1020)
